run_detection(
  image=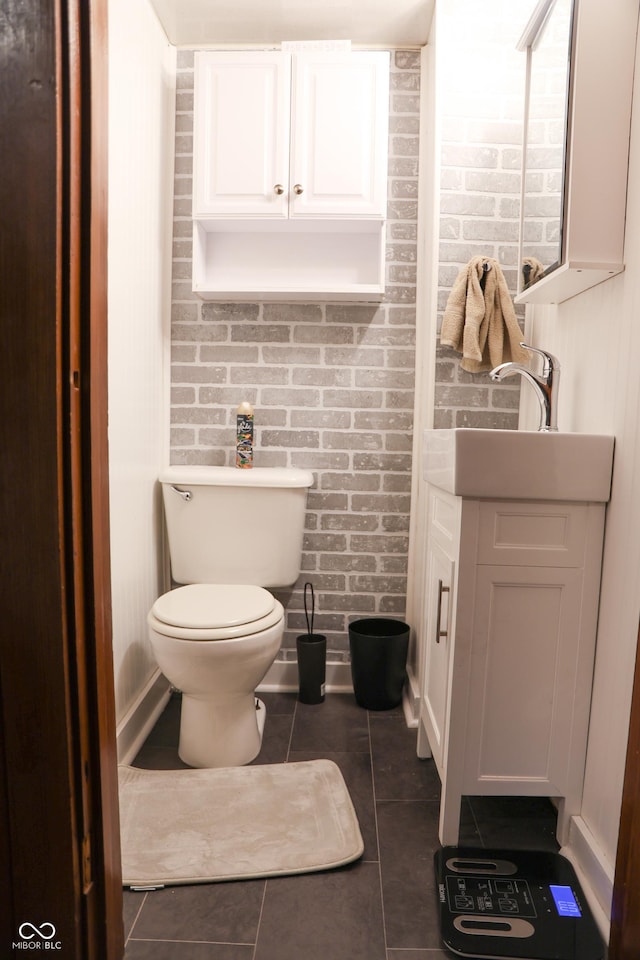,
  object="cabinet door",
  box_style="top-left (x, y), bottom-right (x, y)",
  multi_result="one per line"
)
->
top-left (462, 564), bottom-right (584, 795)
top-left (193, 52), bottom-right (290, 218)
top-left (289, 52), bottom-right (389, 218)
top-left (420, 538), bottom-right (456, 777)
